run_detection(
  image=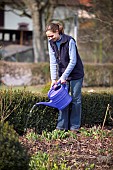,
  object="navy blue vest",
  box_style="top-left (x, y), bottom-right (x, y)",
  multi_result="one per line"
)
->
top-left (50, 34), bottom-right (84, 81)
